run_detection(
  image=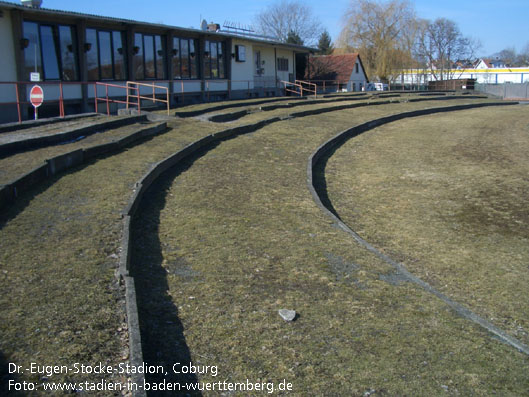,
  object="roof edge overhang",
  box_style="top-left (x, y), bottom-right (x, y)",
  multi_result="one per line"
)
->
top-left (0, 0), bottom-right (315, 52)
